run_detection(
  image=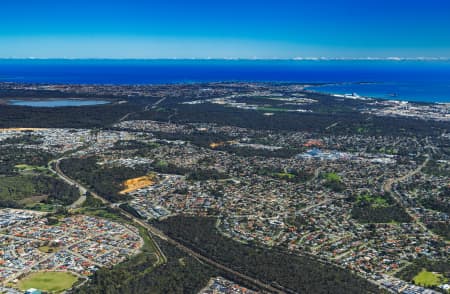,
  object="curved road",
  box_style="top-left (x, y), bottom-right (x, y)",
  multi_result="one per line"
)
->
top-left (48, 159), bottom-right (87, 209)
